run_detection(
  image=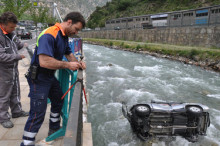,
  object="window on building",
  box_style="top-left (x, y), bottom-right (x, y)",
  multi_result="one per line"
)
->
top-left (174, 14), bottom-right (181, 18)
top-left (183, 12), bottom-right (193, 17)
top-left (211, 9), bottom-right (220, 13)
top-left (152, 17), bottom-right (167, 20)
top-left (196, 12), bottom-right (208, 17)
top-left (128, 19), bottom-right (133, 22)
top-left (122, 20), bottom-right (127, 23)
